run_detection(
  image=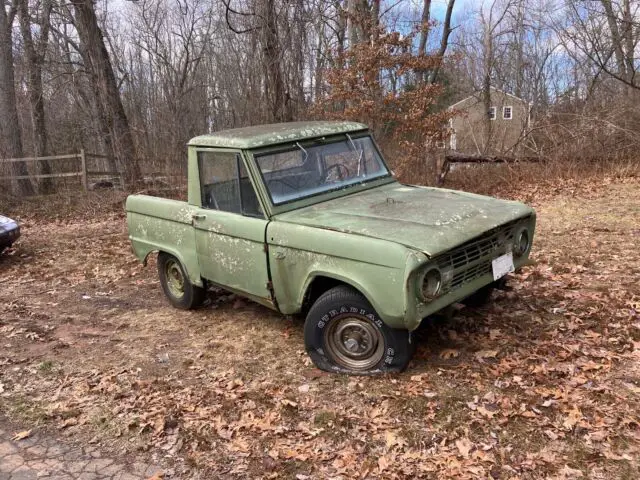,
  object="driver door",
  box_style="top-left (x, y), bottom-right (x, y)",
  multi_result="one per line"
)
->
top-left (193, 149), bottom-right (272, 305)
